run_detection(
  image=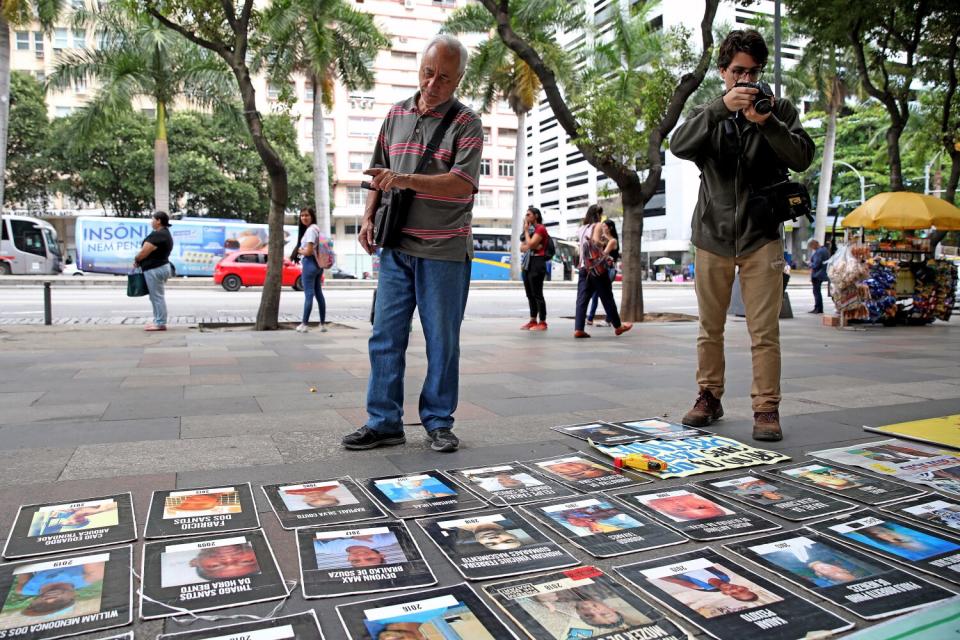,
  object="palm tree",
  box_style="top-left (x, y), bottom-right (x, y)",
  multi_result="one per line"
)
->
top-left (0, 0), bottom-right (64, 242)
top-left (46, 2), bottom-right (238, 213)
top-left (256, 0), bottom-right (388, 237)
top-left (444, 1), bottom-right (575, 280)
